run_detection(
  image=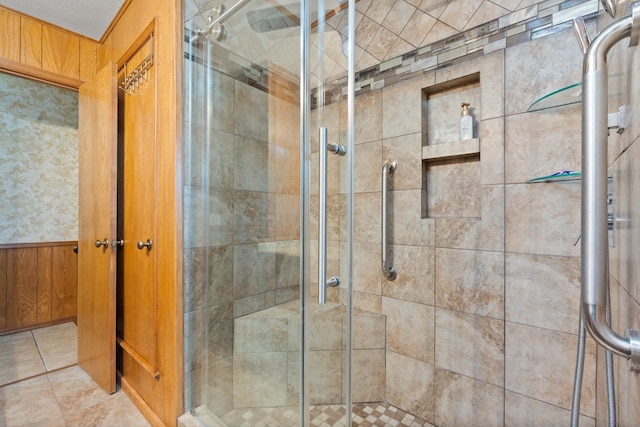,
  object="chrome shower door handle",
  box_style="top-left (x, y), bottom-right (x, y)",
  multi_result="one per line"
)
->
top-left (318, 127), bottom-right (341, 304)
top-left (382, 160), bottom-right (397, 281)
